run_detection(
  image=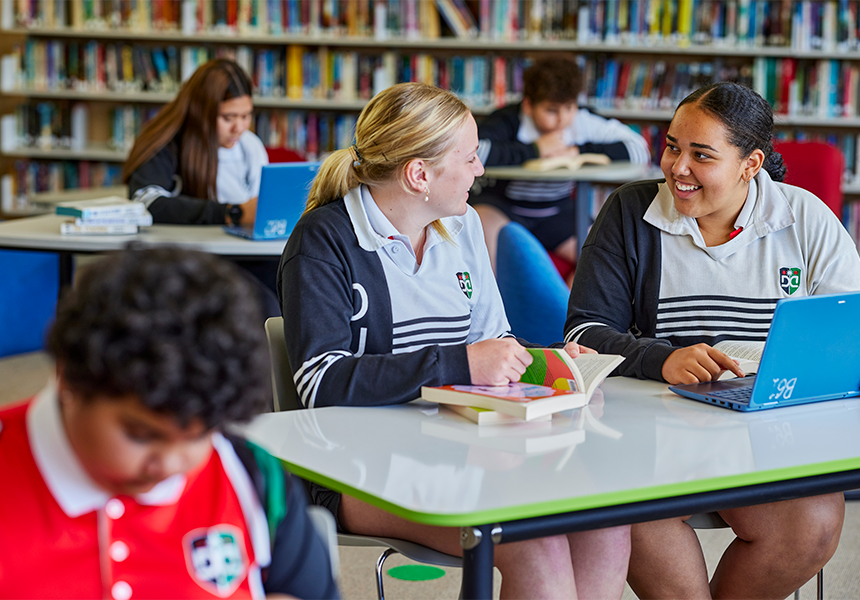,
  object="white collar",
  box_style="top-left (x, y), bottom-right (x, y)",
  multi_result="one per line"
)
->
top-left (344, 185), bottom-right (464, 253)
top-left (27, 381), bottom-right (187, 517)
top-left (643, 171), bottom-right (795, 259)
